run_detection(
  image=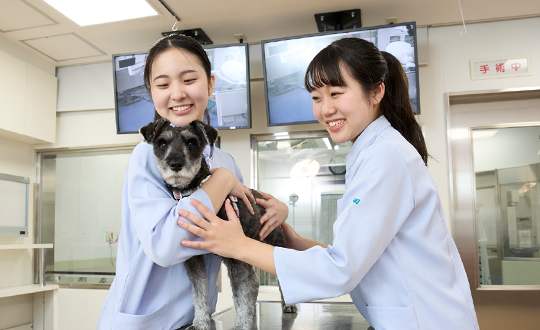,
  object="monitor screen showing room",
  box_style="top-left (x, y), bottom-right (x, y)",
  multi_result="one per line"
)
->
top-left (113, 43), bottom-right (251, 133)
top-left (262, 22), bottom-right (420, 126)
